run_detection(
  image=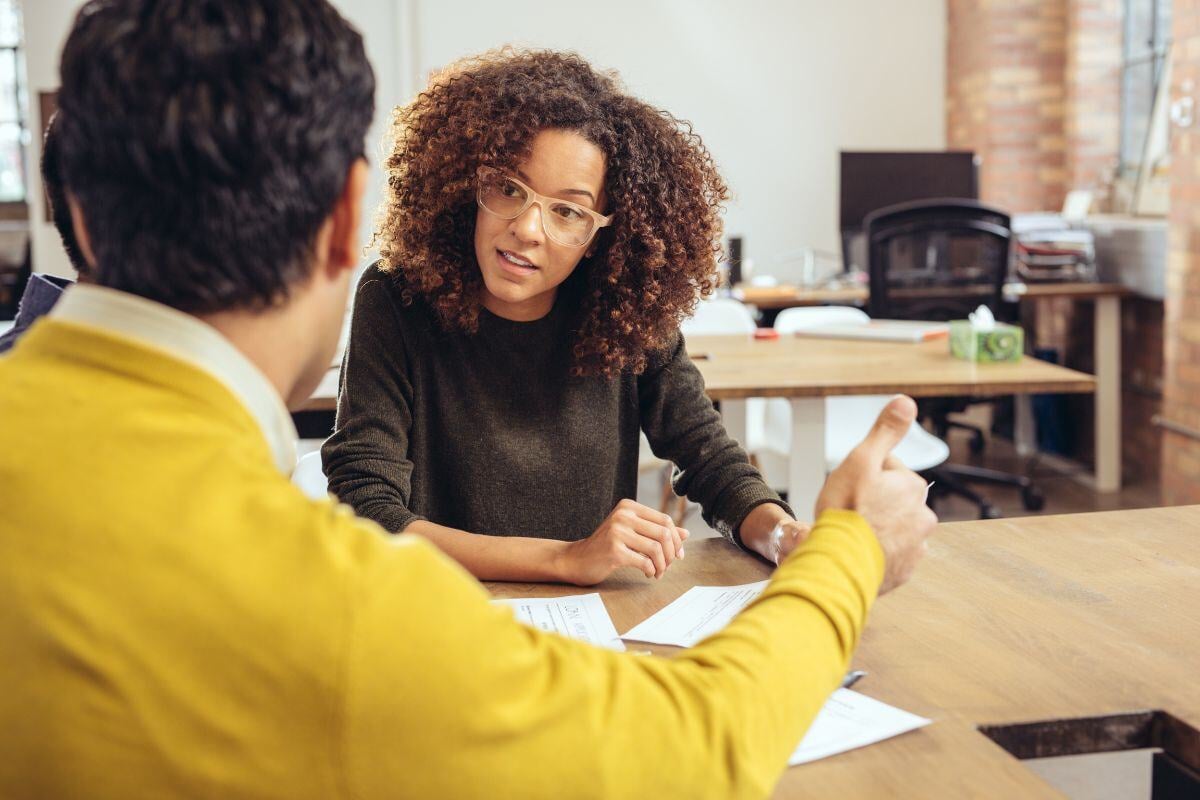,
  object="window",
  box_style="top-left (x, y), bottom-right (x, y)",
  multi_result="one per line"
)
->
top-left (1119, 0), bottom-right (1172, 177)
top-left (0, 0), bottom-right (25, 203)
